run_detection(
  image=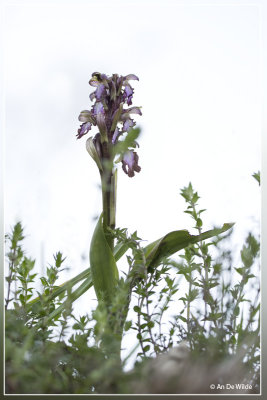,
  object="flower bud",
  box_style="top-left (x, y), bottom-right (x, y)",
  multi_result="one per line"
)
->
top-left (86, 137), bottom-right (103, 171)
